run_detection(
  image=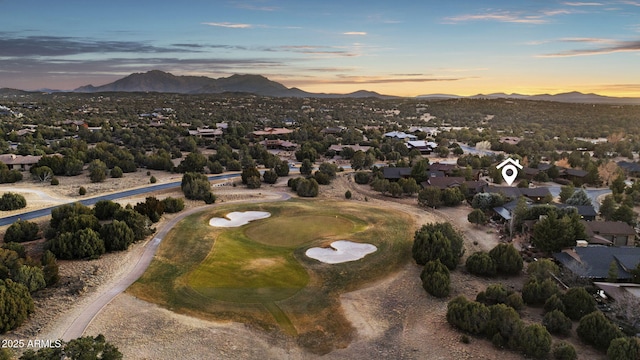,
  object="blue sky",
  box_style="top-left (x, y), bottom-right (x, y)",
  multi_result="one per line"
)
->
top-left (1, 0), bottom-right (639, 96)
